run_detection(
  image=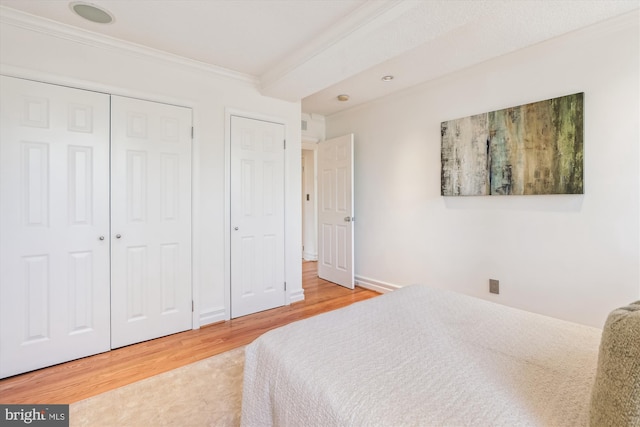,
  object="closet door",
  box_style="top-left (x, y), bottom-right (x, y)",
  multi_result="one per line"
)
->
top-left (0, 76), bottom-right (111, 378)
top-left (110, 96), bottom-right (192, 349)
top-left (230, 115), bottom-right (285, 318)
